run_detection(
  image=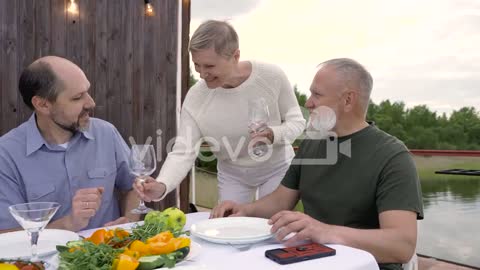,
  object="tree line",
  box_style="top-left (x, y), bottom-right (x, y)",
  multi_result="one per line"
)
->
top-left (191, 73), bottom-right (480, 151)
top-left (294, 87), bottom-right (480, 150)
